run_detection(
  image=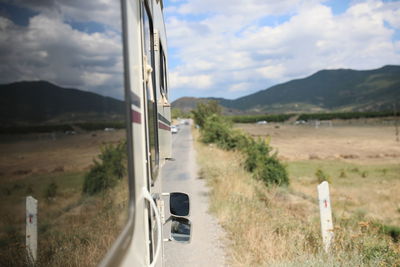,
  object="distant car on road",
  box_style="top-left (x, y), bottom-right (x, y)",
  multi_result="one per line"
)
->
top-left (256, 120), bottom-right (268, 125)
top-left (104, 128), bottom-right (116, 132)
top-left (171, 125), bottom-right (178, 134)
top-left (64, 130), bottom-right (76, 135)
top-left (295, 120), bottom-right (307, 125)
